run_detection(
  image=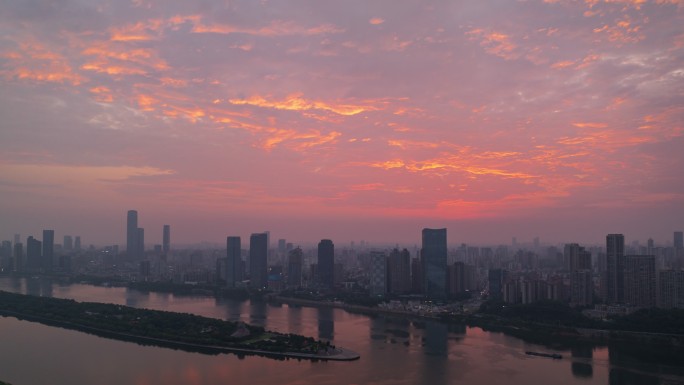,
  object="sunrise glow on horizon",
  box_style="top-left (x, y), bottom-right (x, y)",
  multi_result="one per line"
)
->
top-left (1, 1), bottom-right (683, 245)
